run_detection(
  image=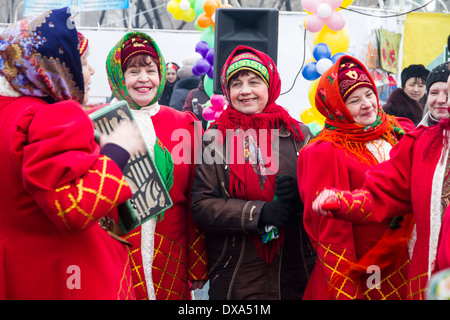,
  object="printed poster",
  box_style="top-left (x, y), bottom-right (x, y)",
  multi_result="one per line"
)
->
top-left (378, 29), bottom-right (402, 74)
